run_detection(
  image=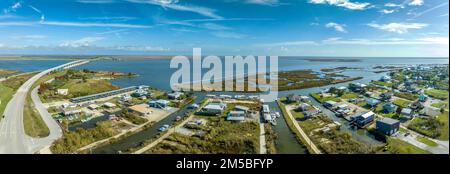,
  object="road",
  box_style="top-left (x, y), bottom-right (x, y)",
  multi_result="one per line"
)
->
top-left (0, 60), bottom-right (89, 154)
